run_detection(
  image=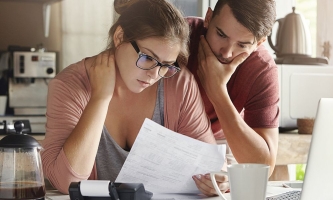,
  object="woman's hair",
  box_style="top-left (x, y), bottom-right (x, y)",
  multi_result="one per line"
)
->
top-left (212, 0), bottom-right (276, 42)
top-left (107, 0), bottom-right (190, 67)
